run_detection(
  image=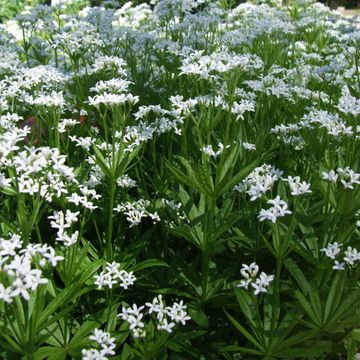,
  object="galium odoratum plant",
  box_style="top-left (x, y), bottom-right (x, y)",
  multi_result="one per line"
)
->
top-left (0, 0), bottom-right (360, 359)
